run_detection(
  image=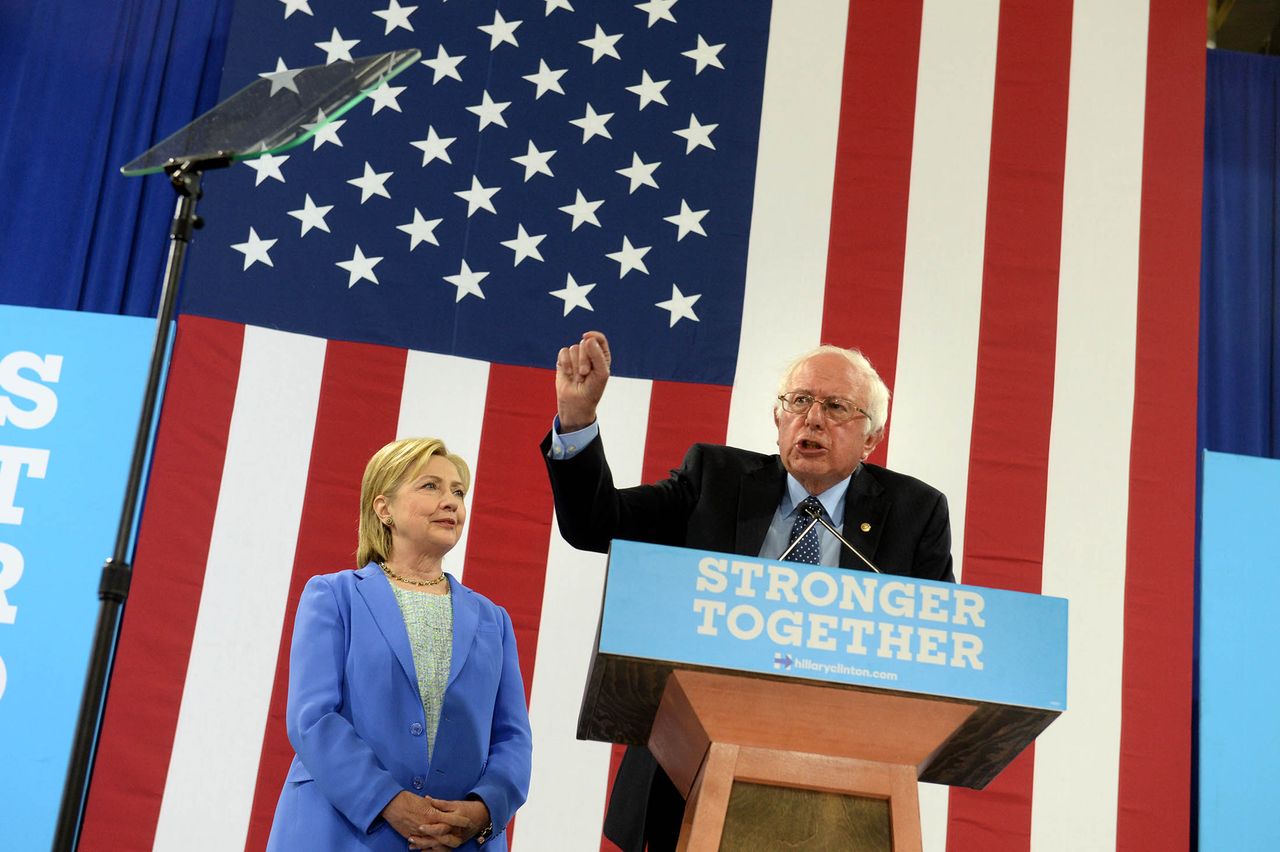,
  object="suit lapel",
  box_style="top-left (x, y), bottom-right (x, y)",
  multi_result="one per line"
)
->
top-left (355, 564), bottom-right (418, 688)
top-left (736, 459), bottom-right (786, 557)
top-left (841, 465), bottom-right (890, 570)
top-left (446, 574), bottom-right (478, 689)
